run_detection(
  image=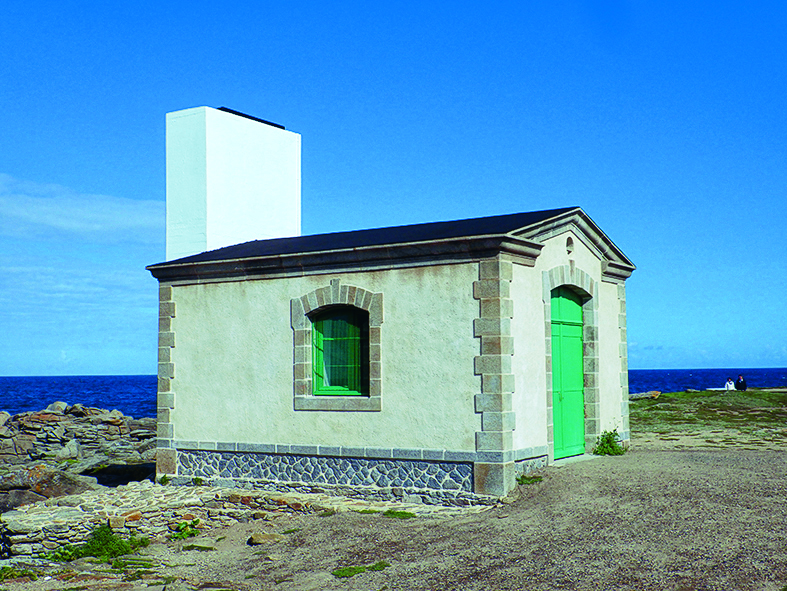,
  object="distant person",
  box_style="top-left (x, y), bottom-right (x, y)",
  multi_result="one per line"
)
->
top-left (725, 378), bottom-right (735, 391)
top-left (735, 374), bottom-right (747, 391)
